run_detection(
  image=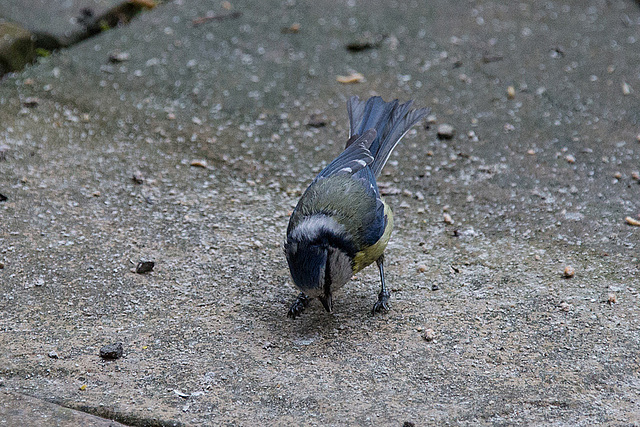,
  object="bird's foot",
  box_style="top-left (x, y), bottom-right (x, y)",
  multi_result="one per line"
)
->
top-left (371, 290), bottom-right (391, 315)
top-left (287, 293), bottom-right (310, 319)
